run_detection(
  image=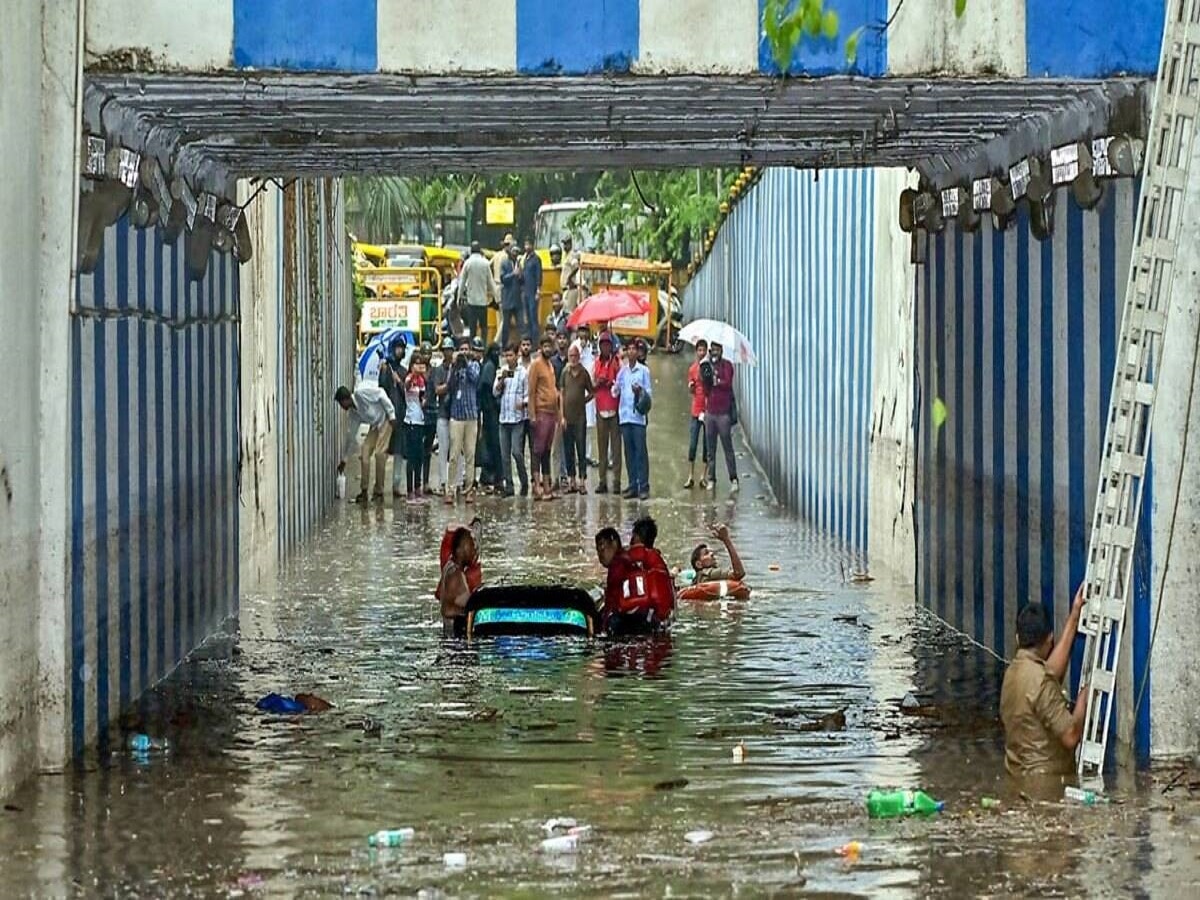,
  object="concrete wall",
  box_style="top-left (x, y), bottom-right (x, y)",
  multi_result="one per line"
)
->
top-left (69, 217), bottom-right (240, 754)
top-left (275, 181), bottom-right (353, 554)
top-left (0, 0), bottom-right (80, 796)
top-left (84, 0), bottom-right (1164, 77)
top-left (683, 167), bottom-right (916, 574)
top-left (1146, 148), bottom-right (1200, 761)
